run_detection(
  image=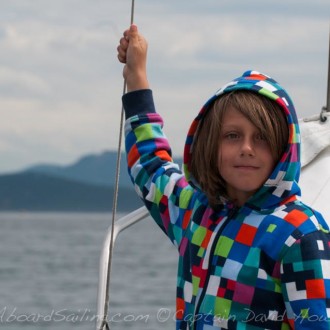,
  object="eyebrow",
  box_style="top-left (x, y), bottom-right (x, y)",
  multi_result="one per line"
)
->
top-left (221, 124), bottom-right (241, 129)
